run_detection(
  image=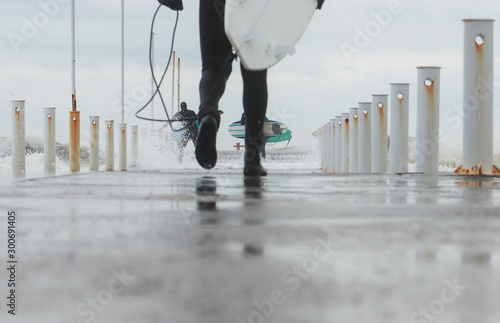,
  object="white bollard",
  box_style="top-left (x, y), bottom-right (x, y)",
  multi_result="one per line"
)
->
top-left (89, 116), bottom-right (99, 171)
top-left (416, 67), bottom-right (441, 174)
top-left (141, 127), bottom-right (148, 142)
top-left (371, 95), bottom-right (388, 173)
top-left (335, 116), bottom-right (342, 173)
top-left (327, 122), bottom-right (333, 173)
top-left (318, 127), bottom-right (323, 171)
top-left (149, 128), bottom-right (156, 142)
top-left (349, 108), bottom-right (359, 173)
top-left (341, 113), bottom-right (350, 173)
top-left (328, 122), bottom-right (333, 173)
top-left (323, 125), bottom-right (328, 172)
top-left (319, 126), bottom-right (324, 171)
top-left (44, 108), bottom-right (56, 175)
top-left (105, 120), bottom-right (114, 171)
top-left (329, 120), bottom-right (336, 173)
top-left (323, 126), bottom-right (328, 172)
top-left (119, 123), bottom-right (127, 171)
top-left (358, 102), bottom-right (371, 173)
top-left (390, 83), bottom-right (410, 174)
top-left (459, 19), bottom-right (495, 175)
top-left (12, 100), bottom-right (26, 178)
top-left (131, 125), bottom-right (139, 168)
top-left (324, 124), bottom-right (330, 172)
